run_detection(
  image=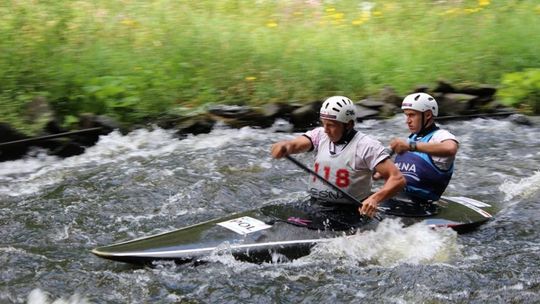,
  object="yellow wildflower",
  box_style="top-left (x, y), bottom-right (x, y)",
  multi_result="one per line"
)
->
top-left (361, 11), bottom-right (371, 21)
top-left (439, 8), bottom-right (460, 16)
top-left (333, 13), bottom-right (344, 20)
top-left (245, 76), bottom-right (257, 81)
top-left (478, 0), bottom-right (490, 6)
top-left (266, 21), bottom-right (278, 28)
top-left (465, 7), bottom-right (482, 14)
top-left (121, 18), bottom-right (138, 27)
top-left (383, 3), bottom-right (396, 11)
